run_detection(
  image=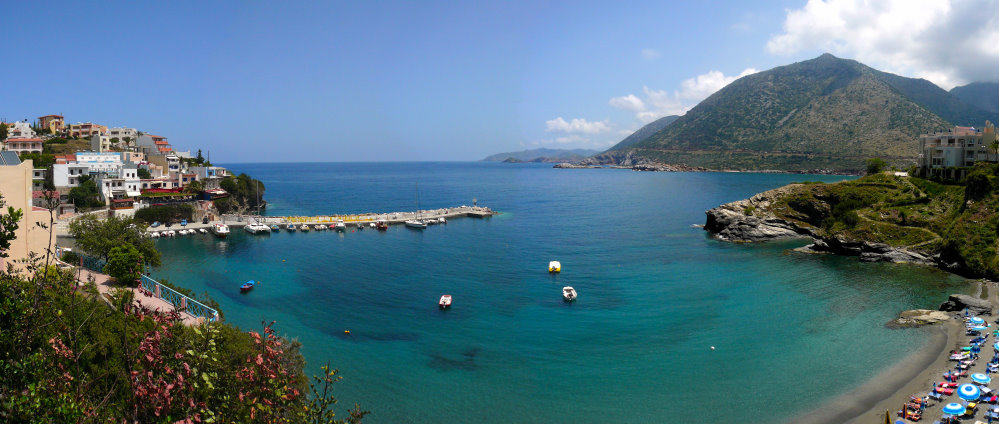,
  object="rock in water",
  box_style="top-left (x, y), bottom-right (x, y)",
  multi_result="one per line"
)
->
top-left (938, 294), bottom-right (994, 316)
top-left (886, 309), bottom-right (952, 328)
